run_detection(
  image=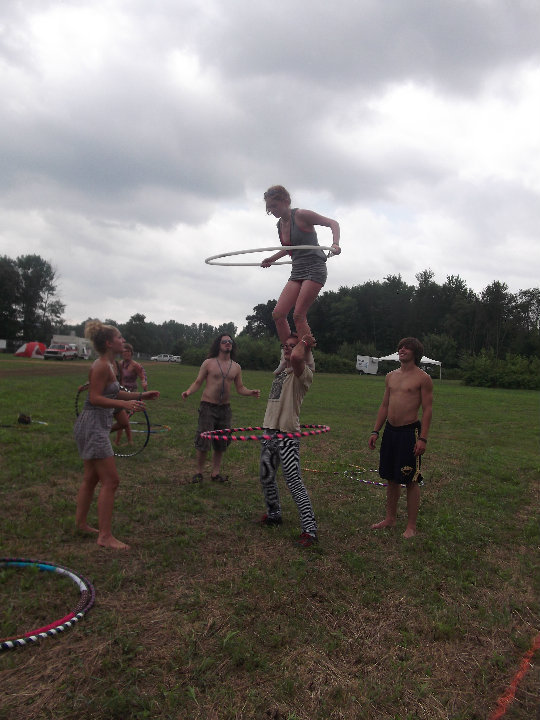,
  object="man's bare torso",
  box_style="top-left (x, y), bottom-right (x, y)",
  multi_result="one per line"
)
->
top-left (386, 366), bottom-right (427, 426)
top-left (201, 358), bottom-right (241, 404)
